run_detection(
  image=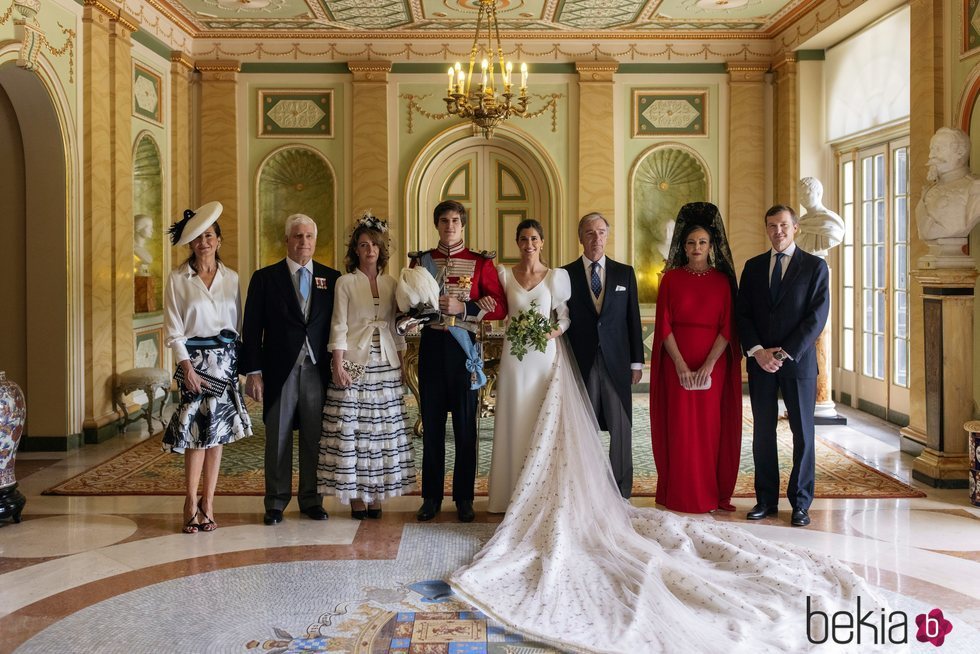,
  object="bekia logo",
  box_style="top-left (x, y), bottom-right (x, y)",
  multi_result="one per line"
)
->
top-left (807, 597), bottom-right (954, 647)
top-left (915, 609), bottom-right (953, 647)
